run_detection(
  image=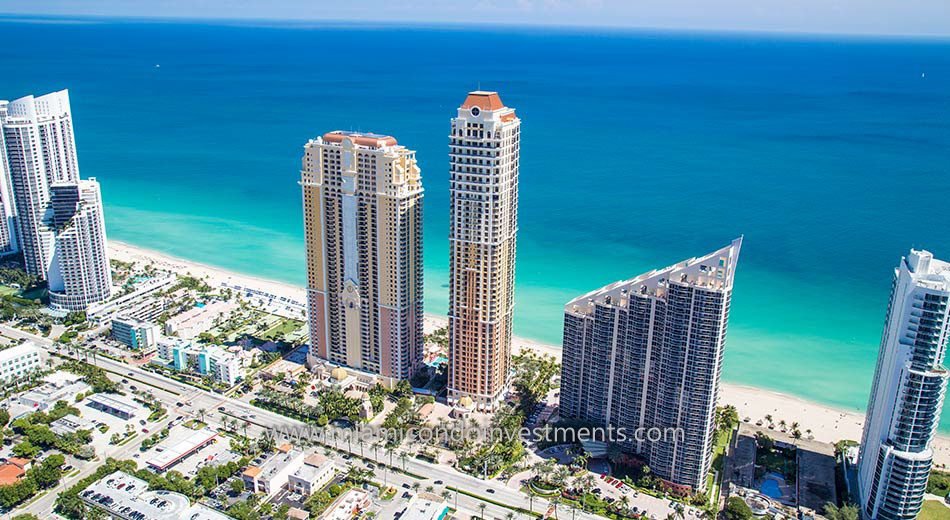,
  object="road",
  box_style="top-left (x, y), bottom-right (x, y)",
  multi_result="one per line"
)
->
top-left (2, 324), bottom-right (614, 520)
